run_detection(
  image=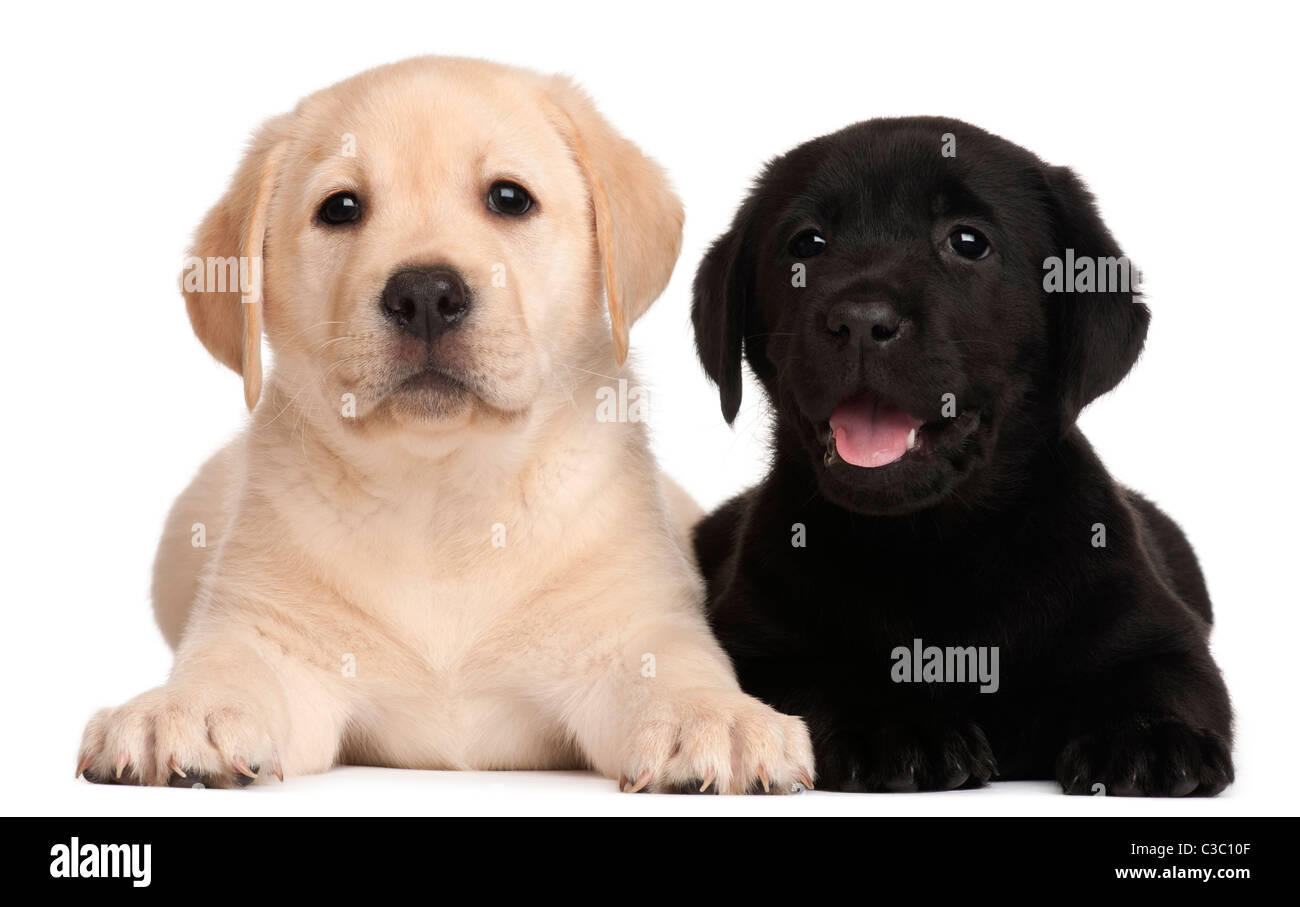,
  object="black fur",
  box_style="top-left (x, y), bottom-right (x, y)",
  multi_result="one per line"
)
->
top-left (690, 117), bottom-right (1233, 795)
